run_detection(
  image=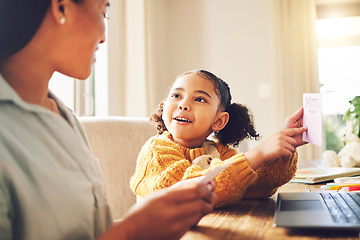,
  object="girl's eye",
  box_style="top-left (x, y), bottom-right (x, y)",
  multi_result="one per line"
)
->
top-left (195, 97), bottom-right (207, 103)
